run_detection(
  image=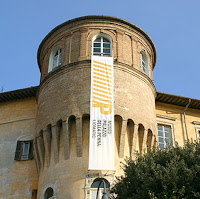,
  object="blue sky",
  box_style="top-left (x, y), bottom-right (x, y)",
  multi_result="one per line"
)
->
top-left (0, 0), bottom-right (200, 99)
